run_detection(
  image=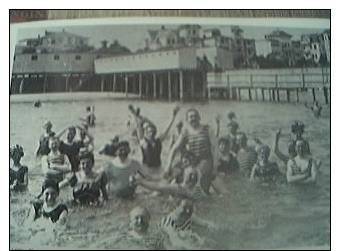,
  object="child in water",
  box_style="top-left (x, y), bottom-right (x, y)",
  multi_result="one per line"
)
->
top-left (31, 179), bottom-right (68, 224)
top-left (250, 145), bottom-right (282, 184)
top-left (216, 137), bottom-right (239, 176)
top-left (36, 120), bottom-right (55, 158)
top-left (80, 106), bottom-right (96, 127)
top-left (10, 145), bottom-right (28, 192)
